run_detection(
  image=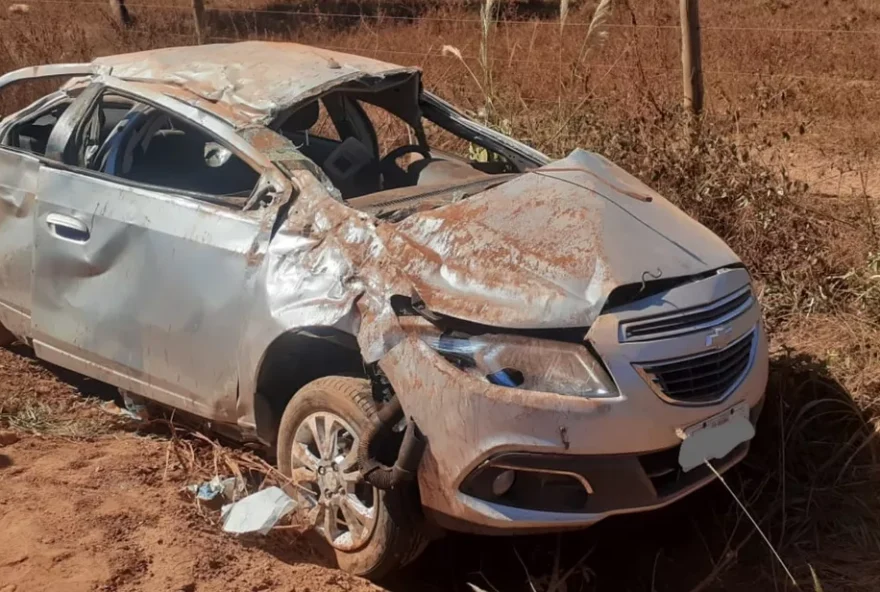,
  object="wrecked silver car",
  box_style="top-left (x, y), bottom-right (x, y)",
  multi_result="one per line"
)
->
top-left (0, 42), bottom-right (768, 577)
